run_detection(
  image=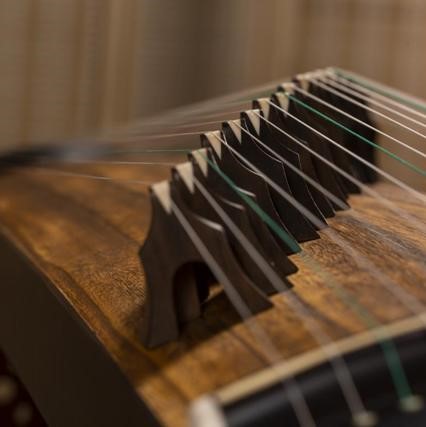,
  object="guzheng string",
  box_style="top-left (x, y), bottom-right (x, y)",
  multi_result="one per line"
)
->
top-left (313, 77), bottom-right (426, 140)
top-left (15, 144), bottom-right (420, 419)
top-left (99, 66), bottom-right (426, 140)
top-left (170, 199), bottom-right (317, 427)
top-left (192, 175), bottom-right (374, 423)
top-left (315, 70), bottom-right (426, 124)
top-left (52, 160), bottom-right (177, 166)
top-left (226, 121), bottom-right (426, 304)
top-left (292, 86), bottom-right (426, 159)
top-left (15, 158), bottom-right (420, 425)
top-left (190, 158), bottom-right (381, 421)
top-left (173, 117), bottom-right (239, 129)
top-left (308, 75), bottom-right (426, 137)
top-left (19, 166), bottom-right (157, 185)
top-left (323, 74), bottom-right (426, 130)
top-left (334, 68), bottom-right (426, 113)
top-left (267, 101), bottom-right (426, 202)
top-left (329, 74), bottom-right (426, 121)
top-left (11, 154), bottom-right (194, 185)
top-left (104, 76), bottom-right (283, 135)
top-left (285, 95), bottom-right (426, 177)
top-left (250, 107), bottom-right (425, 214)
top-left (249, 112), bottom-right (426, 265)
top-left (11, 69), bottom-right (426, 420)
top-left (231, 120), bottom-right (426, 322)
top-left (156, 110), bottom-right (243, 129)
top-left (188, 155), bottom-right (422, 419)
top-left (200, 136), bottom-right (419, 410)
